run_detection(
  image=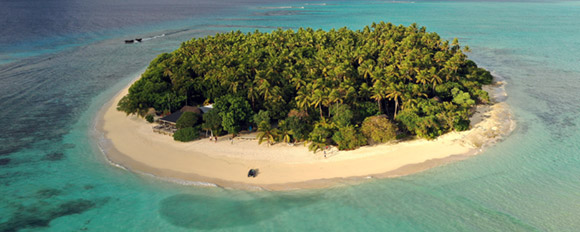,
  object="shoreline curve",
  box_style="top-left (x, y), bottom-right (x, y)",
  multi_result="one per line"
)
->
top-left (94, 76), bottom-right (515, 191)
